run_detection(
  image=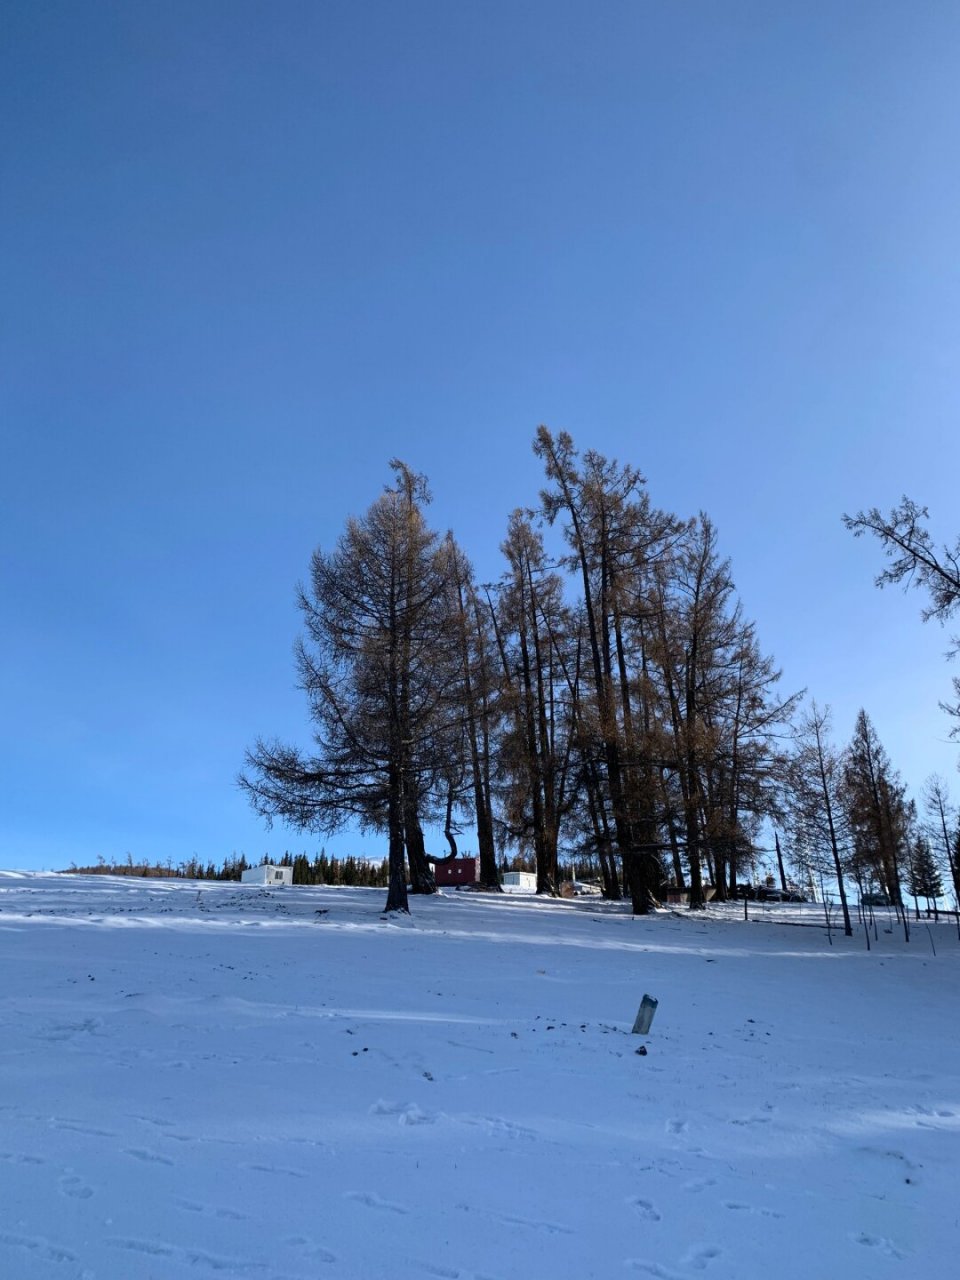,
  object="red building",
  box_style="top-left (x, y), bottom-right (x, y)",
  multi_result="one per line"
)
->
top-left (434, 857), bottom-right (479, 888)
